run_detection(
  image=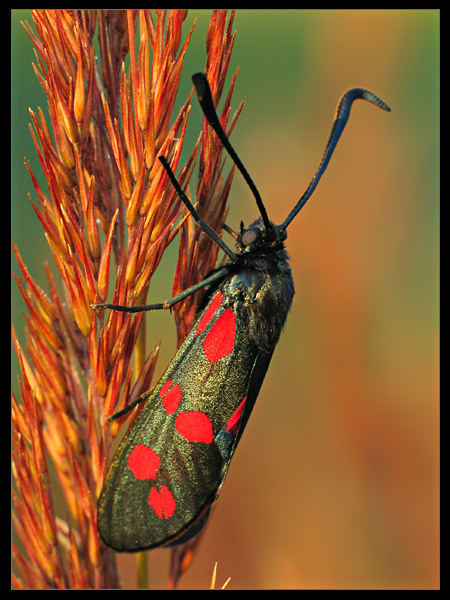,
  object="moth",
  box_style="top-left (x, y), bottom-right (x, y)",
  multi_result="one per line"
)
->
top-left (95, 73), bottom-right (390, 552)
